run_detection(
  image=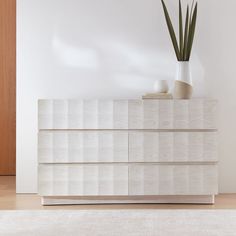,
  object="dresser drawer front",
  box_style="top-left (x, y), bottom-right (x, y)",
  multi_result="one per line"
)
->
top-left (129, 131), bottom-right (217, 162)
top-left (38, 131), bottom-right (128, 163)
top-left (38, 164), bottom-right (128, 196)
top-left (129, 164), bottom-right (218, 195)
top-left (38, 100), bottom-right (128, 129)
top-left (39, 99), bottom-right (217, 130)
top-left (129, 99), bottom-right (217, 129)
